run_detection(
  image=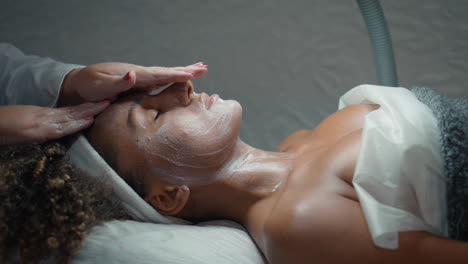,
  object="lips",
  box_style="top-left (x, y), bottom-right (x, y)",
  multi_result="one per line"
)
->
top-left (203, 93), bottom-right (220, 110)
